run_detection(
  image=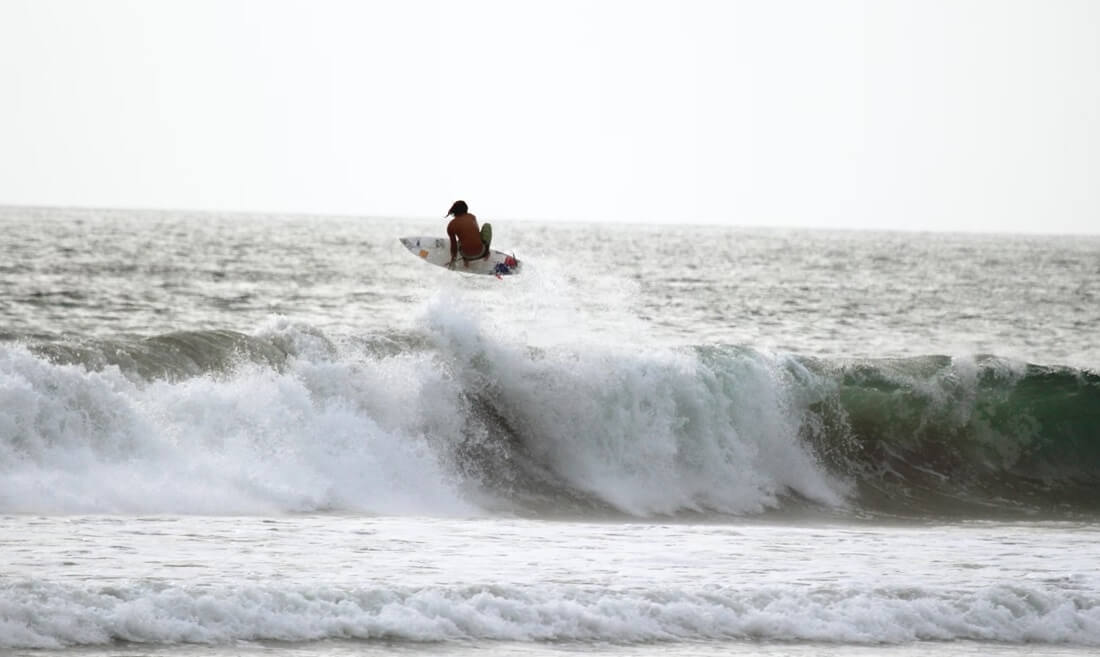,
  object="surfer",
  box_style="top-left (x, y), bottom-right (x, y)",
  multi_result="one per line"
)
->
top-left (445, 200), bottom-right (492, 267)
